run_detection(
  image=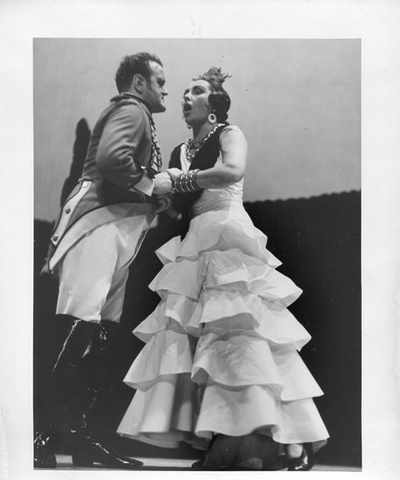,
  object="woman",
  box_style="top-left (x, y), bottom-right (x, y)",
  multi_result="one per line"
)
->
top-left (117, 67), bottom-right (329, 470)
